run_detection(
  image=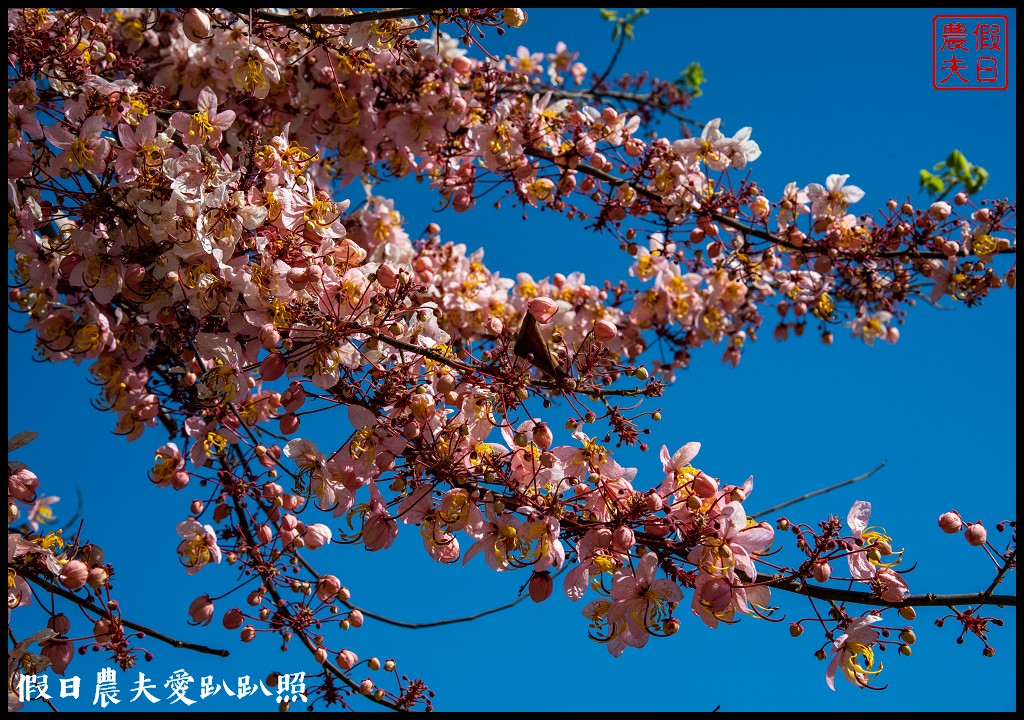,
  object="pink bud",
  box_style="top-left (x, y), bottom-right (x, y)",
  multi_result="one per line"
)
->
top-left (336, 649), bottom-right (359, 670)
top-left (316, 575), bottom-right (341, 603)
top-left (691, 472), bottom-right (719, 499)
top-left (348, 609), bottom-right (364, 628)
top-left (223, 608), bottom-right (244, 630)
top-left (528, 297), bottom-right (558, 324)
top-left (304, 523), bottom-right (332, 550)
top-left (486, 316), bottom-right (503, 335)
top-left (929, 201), bottom-right (952, 220)
top-left (528, 571), bottom-right (553, 603)
top-left (965, 523), bottom-right (988, 547)
top-left (247, 590), bottom-right (264, 606)
top-left (259, 324), bottom-right (281, 350)
top-left (376, 264), bottom-right (398, 288)
top-left (261, 353), bottom-right (286, 381)
top-left (262, 482), bottom-right (282, 499)
top-left (41, 639), bottom-right (74, 675)
top-left (938, 511), bottom-right (962, 534)
top-left (532, 423), bottom-right (553, 451)
top-left (281, 383), bottom-right (306, 412)
top-left (87, 567), bottom-right (108, 589)
top-left (611, 526), bottom-right (635, 551)
top-left (60, 560), bottom-right (89, 590)
top-left (279, 412), bottom-right (300, 435)
top-left (188, 595), bottom-right (215, 626)
top-left (93, 619), bottom-right (113, 647)
top-left (256, 523), bottom-right (273, 544)
top-left (190, 500), bottom-right (204, 515)
top-left (48, 614), bottom-right (71, 636)
top-left (812, 561), bottom-right (832, 583)
top-left (240, 625), bottom-right (256, 642)
top-left (359, 679), bottom-right (374, 695)
top-left (182, 8), bottom-right (211, 42)
top-left (575, 136), bottom-right (596, 157)
top-left (593, 319), bottom-right (618, 342)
